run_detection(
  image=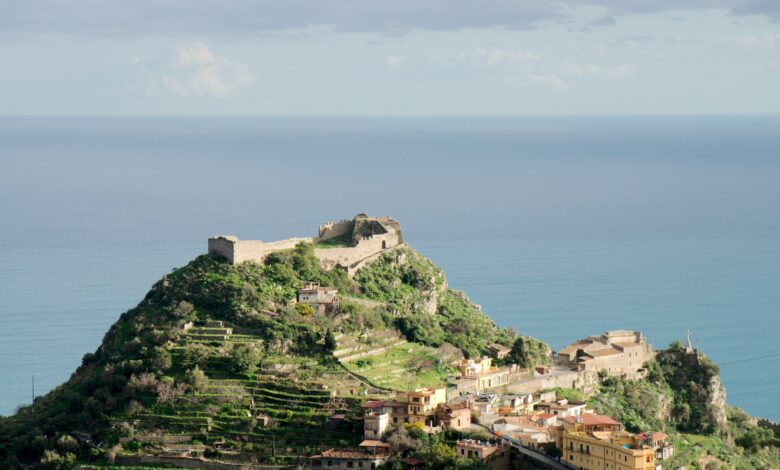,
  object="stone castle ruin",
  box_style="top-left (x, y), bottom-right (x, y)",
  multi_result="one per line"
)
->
top-left (208, 214), bottom-right (404, 276)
